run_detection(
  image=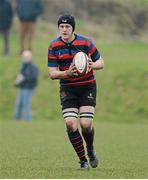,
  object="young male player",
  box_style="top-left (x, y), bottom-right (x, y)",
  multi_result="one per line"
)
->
top-left (48, 14), bottom-right (104, 170)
